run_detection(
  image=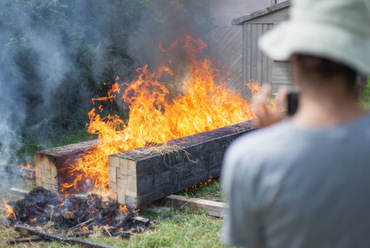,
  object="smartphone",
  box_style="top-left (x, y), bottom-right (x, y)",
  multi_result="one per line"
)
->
top-left (287, 92), bottom-right (299, 116)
